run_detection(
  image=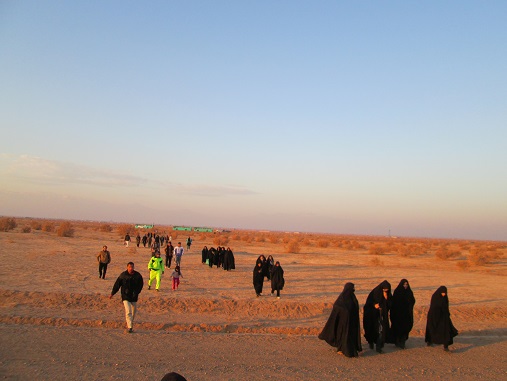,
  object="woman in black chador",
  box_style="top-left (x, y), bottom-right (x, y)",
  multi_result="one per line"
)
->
top-left (270, 261), bottom-right (285, 298)
top-left (253, 262), bottom-right (264, 297)
top-left (425, 286), bottom-right (458, 351)
top-left (319, 282), bottom-right (362, 357)
top-left (363, 280), bottom-right (392, 353)
top-left (223, 247), bottom-right (236, 271)
top-left (390, 279), bottom-right (416, 349)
